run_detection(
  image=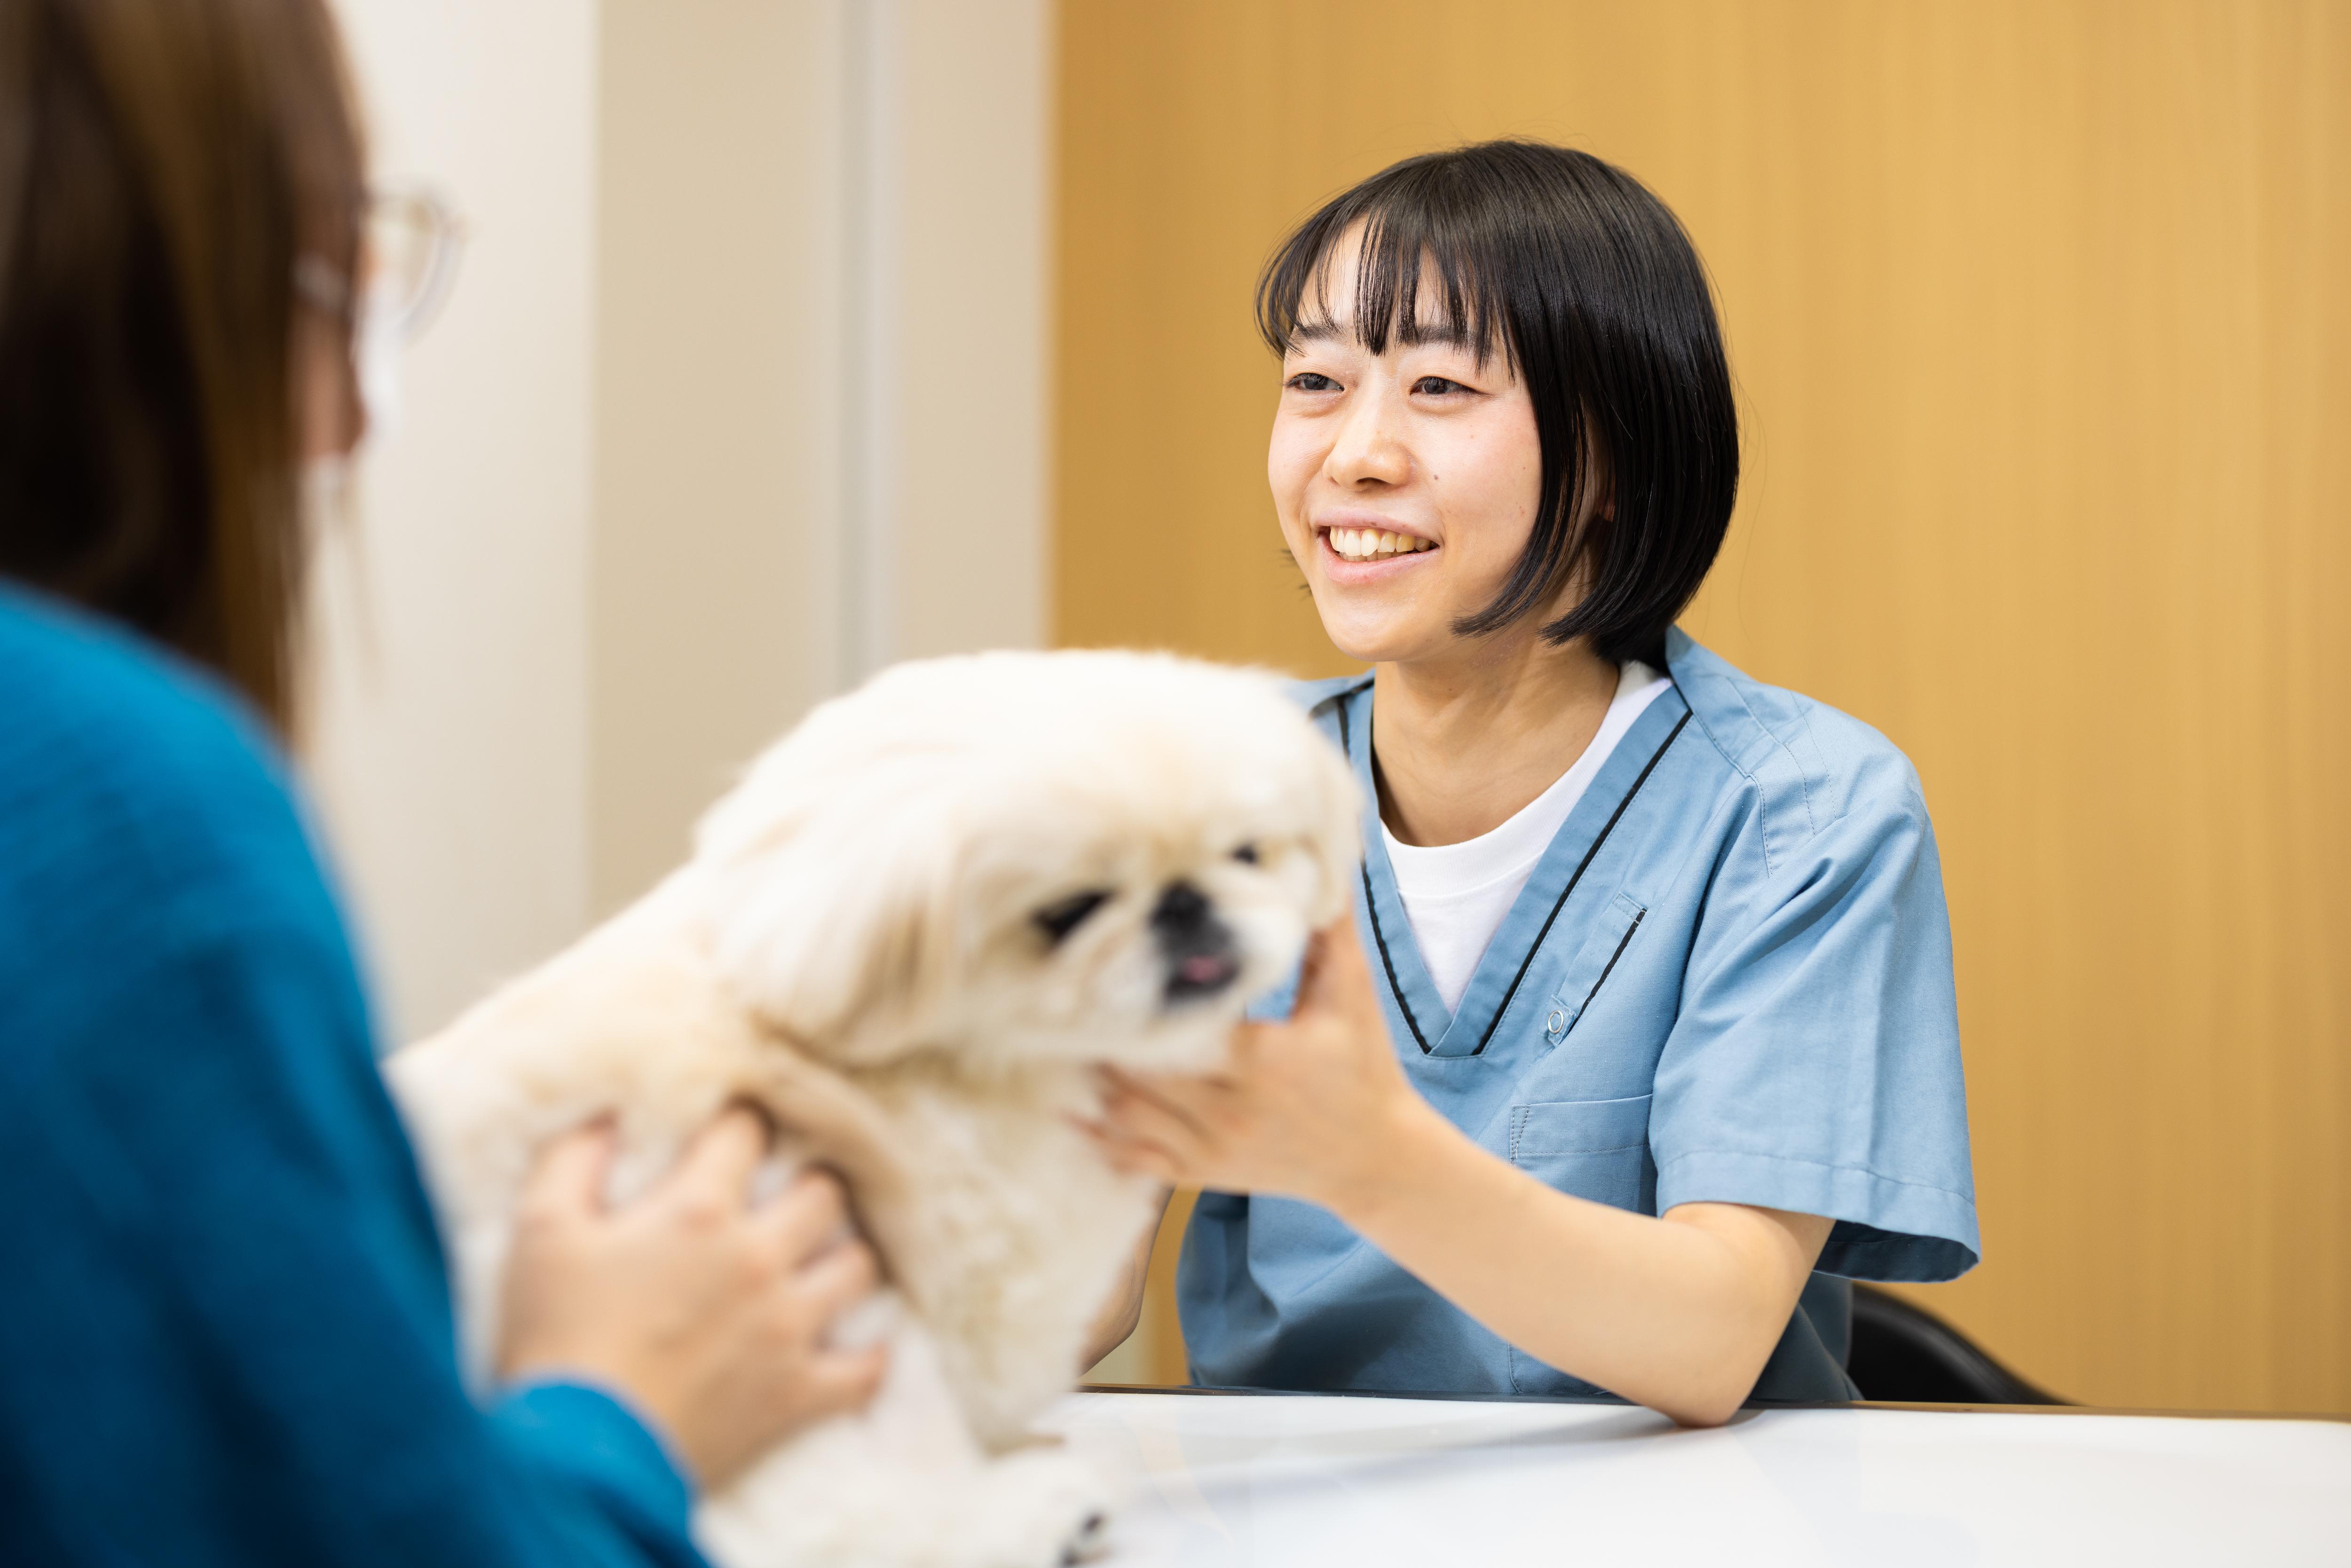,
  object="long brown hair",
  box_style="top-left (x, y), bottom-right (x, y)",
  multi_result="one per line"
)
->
top-left (0, 0), bottom-right (365, 729)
